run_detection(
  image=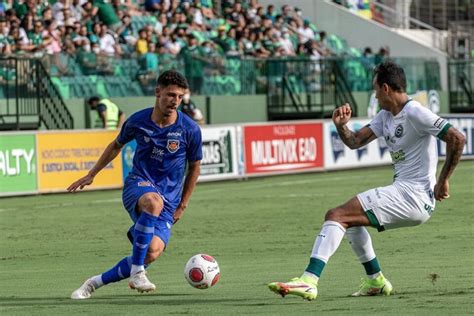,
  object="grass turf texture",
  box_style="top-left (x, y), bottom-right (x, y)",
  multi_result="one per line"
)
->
top-left (1, 161), bottom-right (473, 315)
